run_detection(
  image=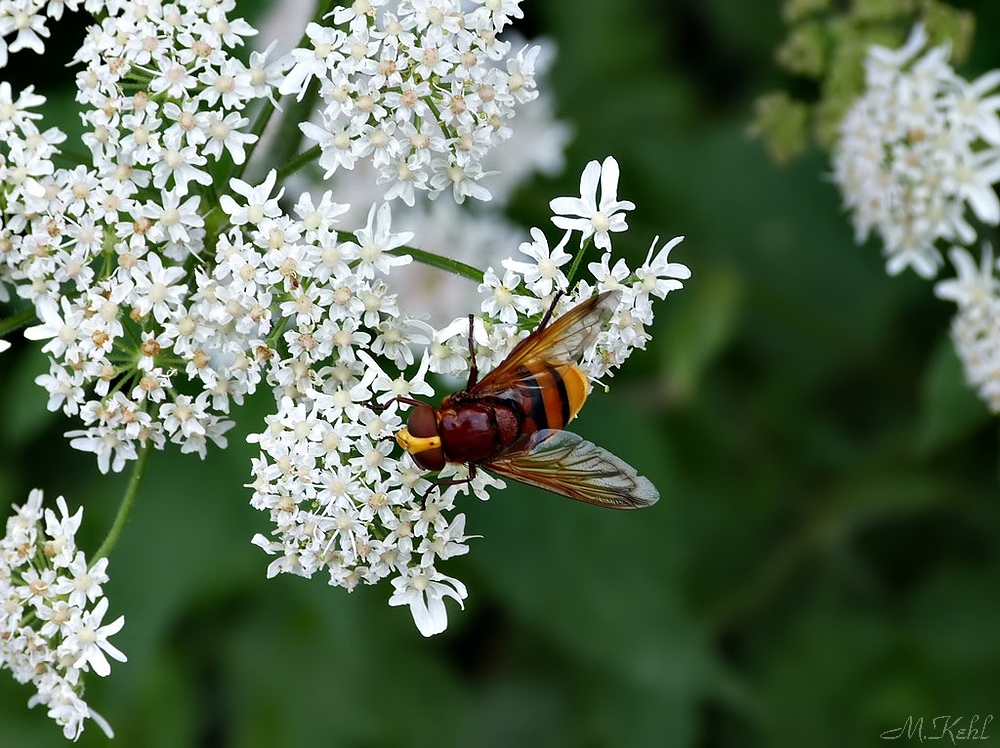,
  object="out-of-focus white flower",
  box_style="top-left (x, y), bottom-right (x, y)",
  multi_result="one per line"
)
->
top-left (935, 244), bottom-right (1000, 411)
top-left (832, 24), bottom-right (1000, 278)
top-left (936, 244), bottom-right (1000, 308)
